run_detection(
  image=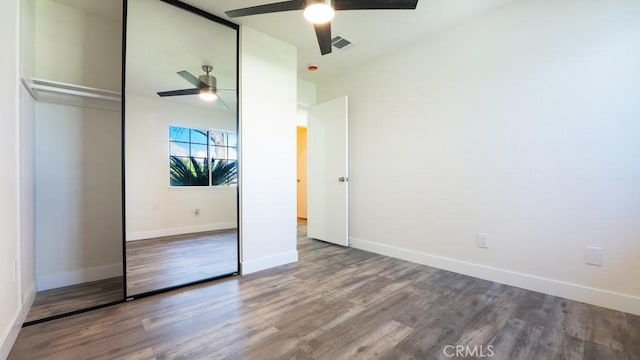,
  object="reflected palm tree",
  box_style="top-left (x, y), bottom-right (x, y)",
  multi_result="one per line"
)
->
top-left (170, 156), bottom-right (208, 186)
top-left (170, 156), bottom-right (237, 186)
top-left (211, 159), bottom-right (237, 186)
